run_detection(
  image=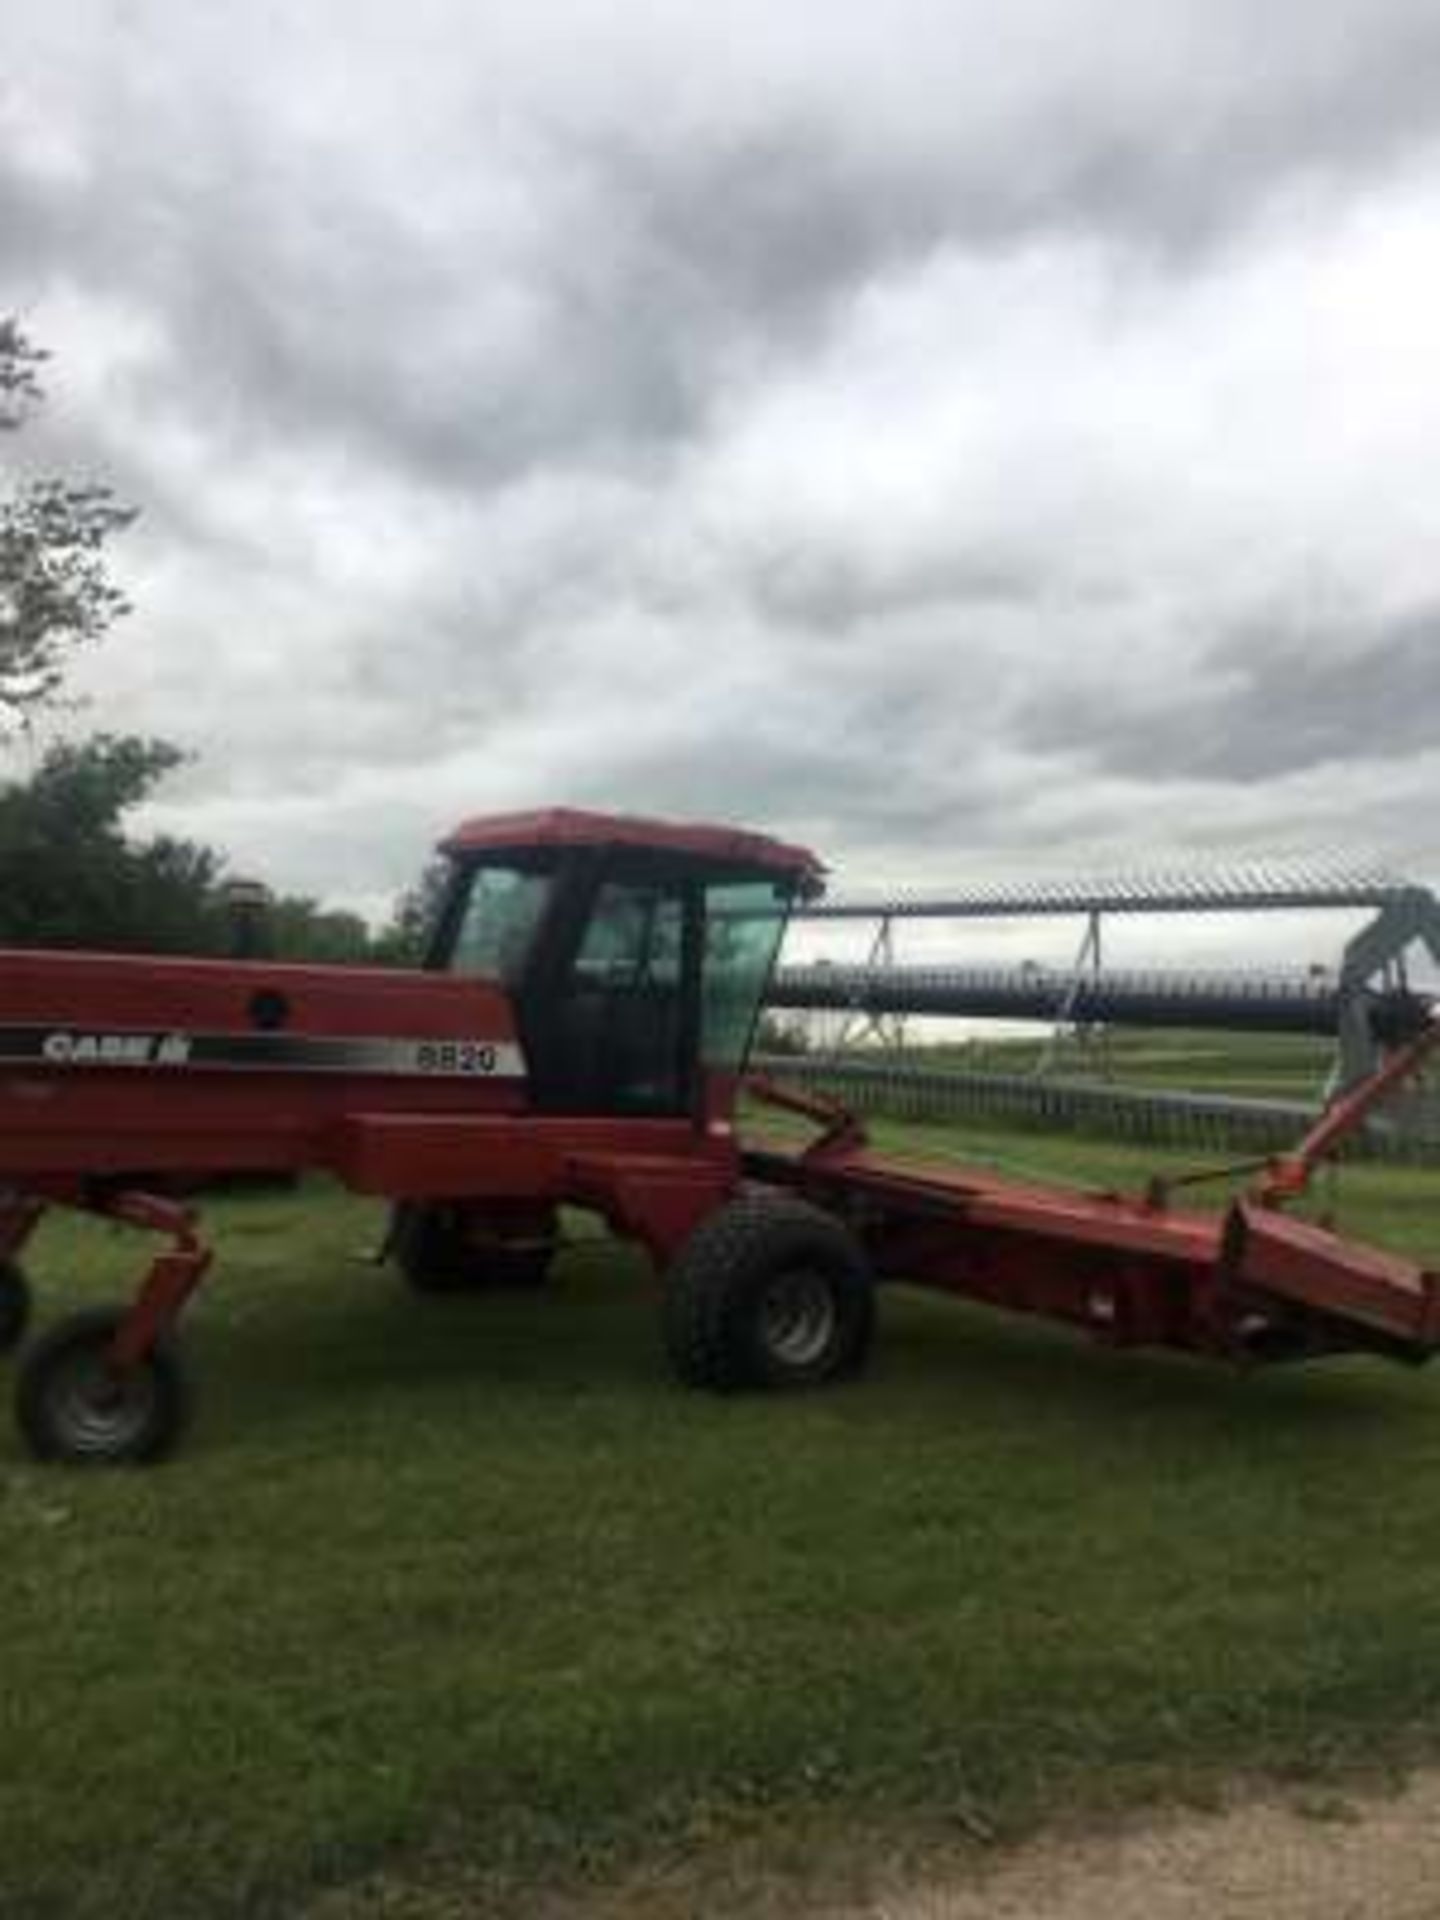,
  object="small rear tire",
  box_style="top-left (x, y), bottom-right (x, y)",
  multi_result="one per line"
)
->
top-left (16, 1309), bottom-right (190, 1465)
top-left (663, 1191), bottom-right (874, 1392)
top-left (391, 1203), bottom-right (554, 1293)
top-left (0, 1261), bottom-right (32, 1354)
